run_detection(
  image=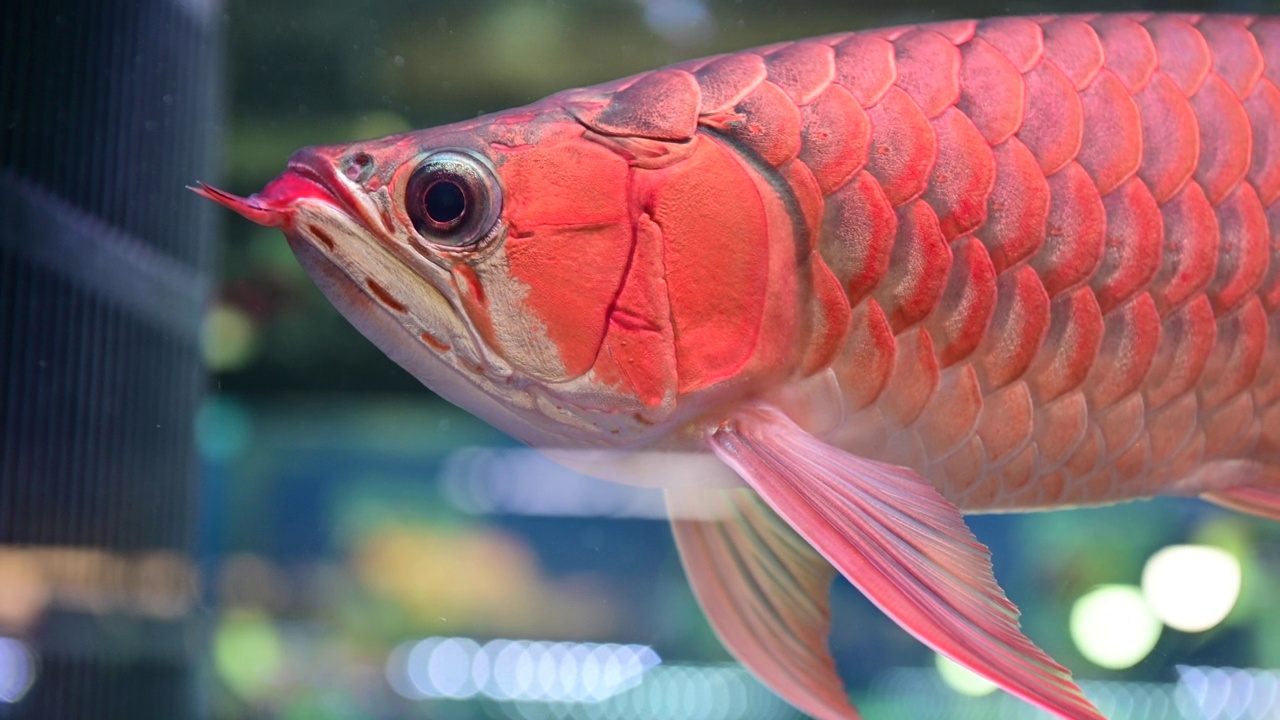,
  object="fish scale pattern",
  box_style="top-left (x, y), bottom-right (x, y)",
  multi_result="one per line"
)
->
top-left (676, 13), bottom-right (1280, 509)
